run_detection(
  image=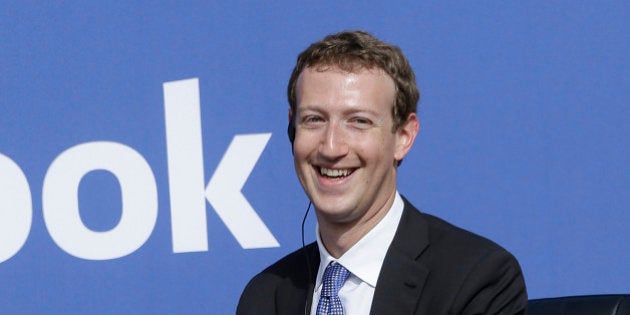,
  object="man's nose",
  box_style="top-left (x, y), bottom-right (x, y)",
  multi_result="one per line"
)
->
top-left (318, 123), bottom-right (349, 159)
